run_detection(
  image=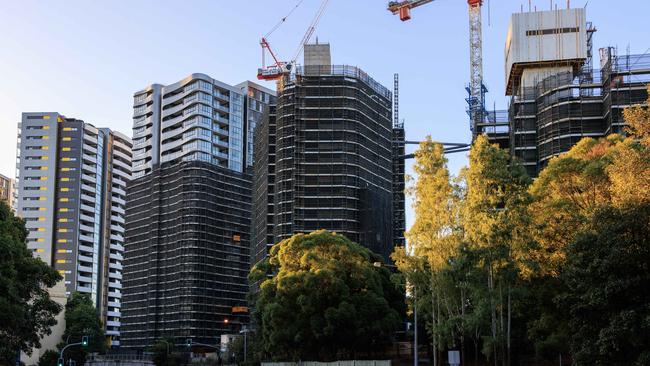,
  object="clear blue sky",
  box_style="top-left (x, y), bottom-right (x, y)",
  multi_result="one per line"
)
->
top-left (1, 0), bottom-right (649, 227)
